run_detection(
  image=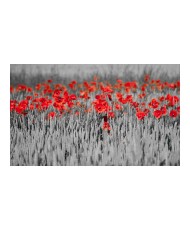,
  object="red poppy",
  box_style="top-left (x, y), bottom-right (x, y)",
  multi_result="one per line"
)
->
top-left (158, 96), bottom-right (165, 102)
top-left (53, 89), bottom-right (62, 98)
top-left (10, 100), bottom-right (17, 111)
top-left (160, 106), bottom-right (167, 116)
top-left (67, 100), bottom-right (74, 108)
top-left (100, 85), bottom-right (113, 93)
top-left (69, 80), bottom-right (77, 89)
top-left (115, 103), bottom-right (123, 110)
top-left (141, 102), bottom-right (146, 107)
top-left (148, 98), bottom-right (160, 109)
top-left (124, 81), bottom-right (137, 89)
top-left (132, 101), bottom-right (139, 108)
top-left (15, 100), bottom-right (28, 114)
top-left (141, 84), bottom-right (148, 92)
top-left (125, 95), bottom-right (133, 103)
top-left (26, 96), bottom-right (33, 101)
top-left (54, 96), bottom-right (65, 104)
top-left (136, 111), bottom-right (146, 120)
top-left (69, 94), bottom-right (77, 101)
top-left (153, 110), bottom-right (162, 119)
top-left (138, 93), bottom-right (146, 99)
top-left (169, 110), bottom-right (178, 118)
top-left (30, 104), bottom-right (34, 110)
top-left (108, 112), bottom-right (115, 118)
top-left (47, 112), bottom-right (56, 119)
top-left (35, 84), bottom-right (41, 91)
top-left (103, 121), bottom-right (111, 131)
top-left (27, 87), bottom-right (32, 93)
top-left (167, 96), bottom-right (179, 107)
top-left (80, 91), bottom-right (90, 100)
top-left (176, 81), bottom-right (180, 88)
top-left (144, 74), bottom-right (150, 82)
top-left (143, 108), bottom-right (150, 115)
top-left (10, 86), bottom-right (14, 93)
top-left (93, 99), bottom-right (111, 113)
top-left (16, 85), bottom-right (27, 92)
top-left (116, 79), bottom-right (123, 84)
top-left (165, 94), bottom-right (172, 101)
top-left (116, 92), bottom-right (123, 100)
top-left (177, 106), bottom-right (180, 114)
